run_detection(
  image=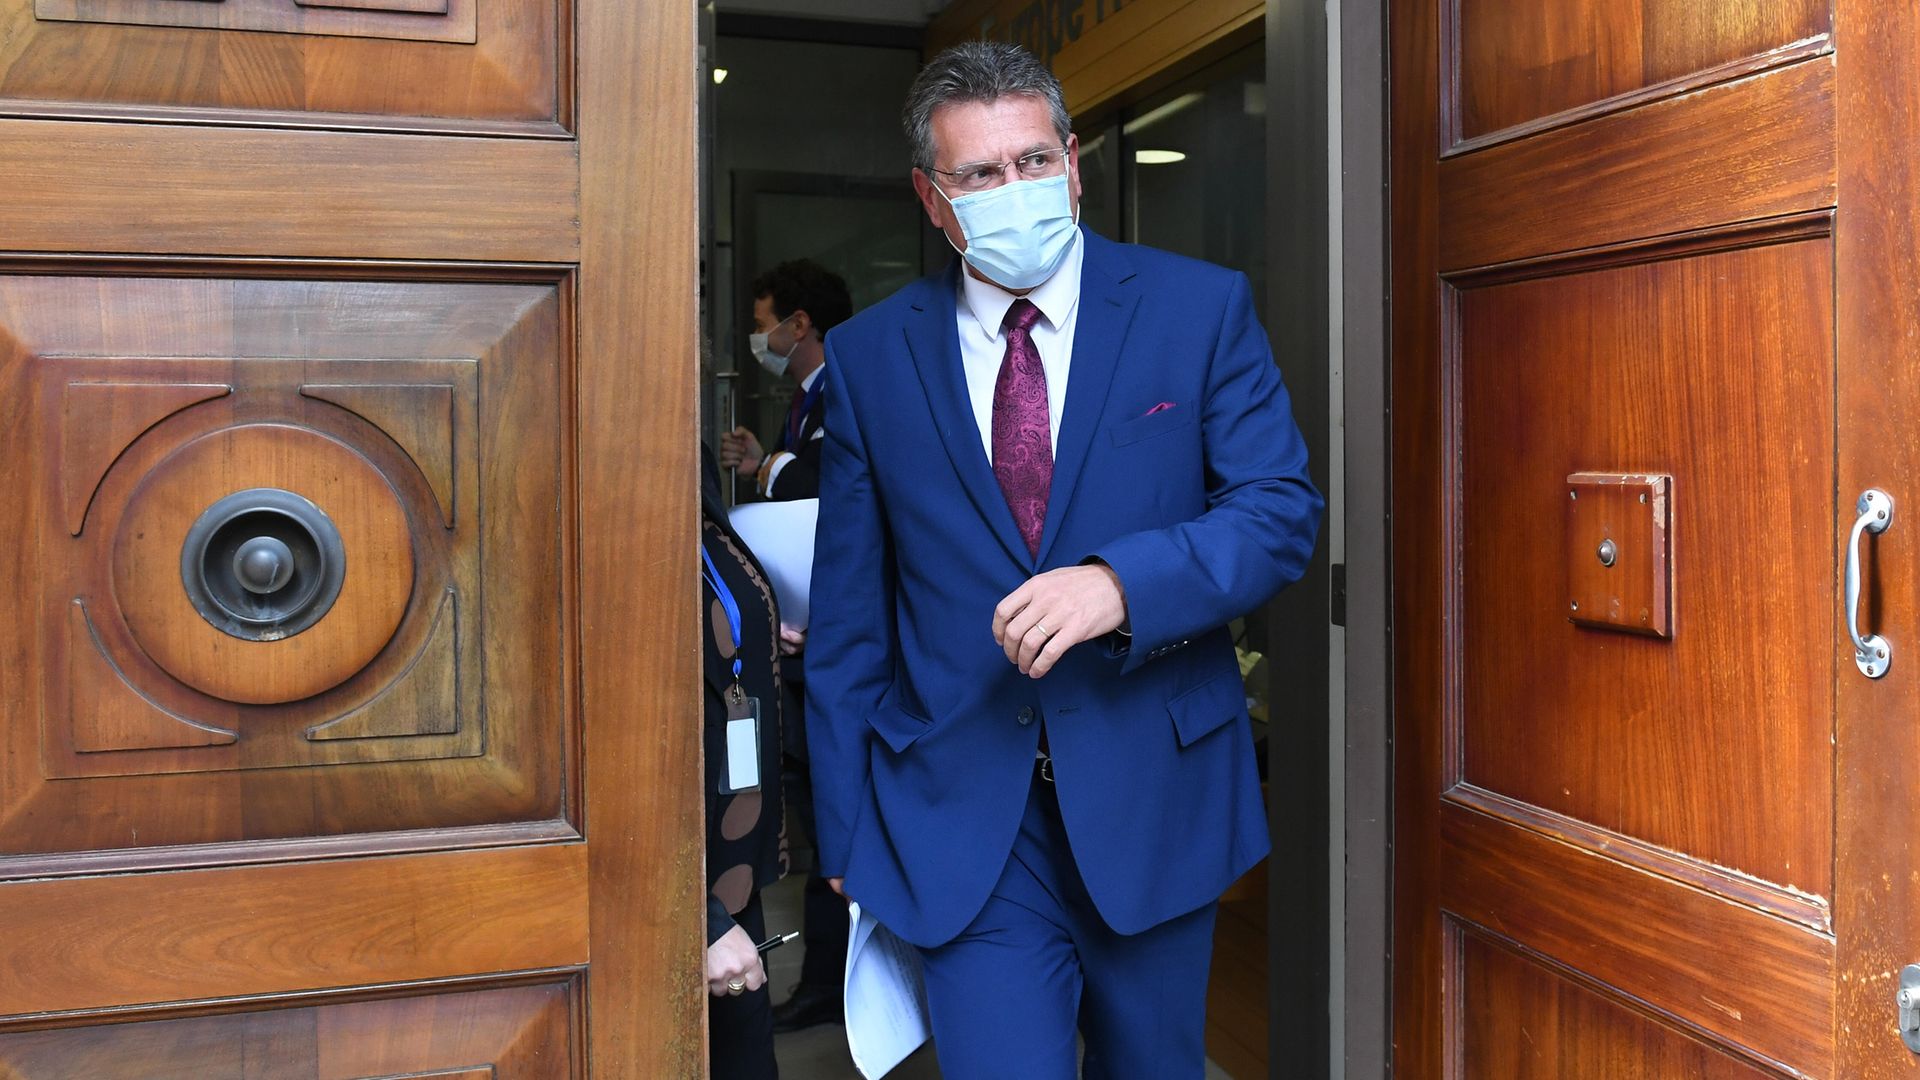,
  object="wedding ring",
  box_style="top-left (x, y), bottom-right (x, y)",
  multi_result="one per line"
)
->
top-left (1034, 622), bottom-right (1051, 638)
top-left (727, 978), bottom-right (746, 994)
